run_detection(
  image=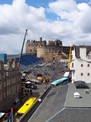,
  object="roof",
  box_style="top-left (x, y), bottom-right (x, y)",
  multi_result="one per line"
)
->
top-left (17, 97), bottom-right (37, 114)
top-left (51, 77), bottom-right (68, 86)
top-left (28, 85), bottom-right (68, 122)
top-left (65, 83), bottom-right (91, 107)
top-left (74, 46), bottom-right (91, 58)
top-left (28, 83), bottom-right (91, 122)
